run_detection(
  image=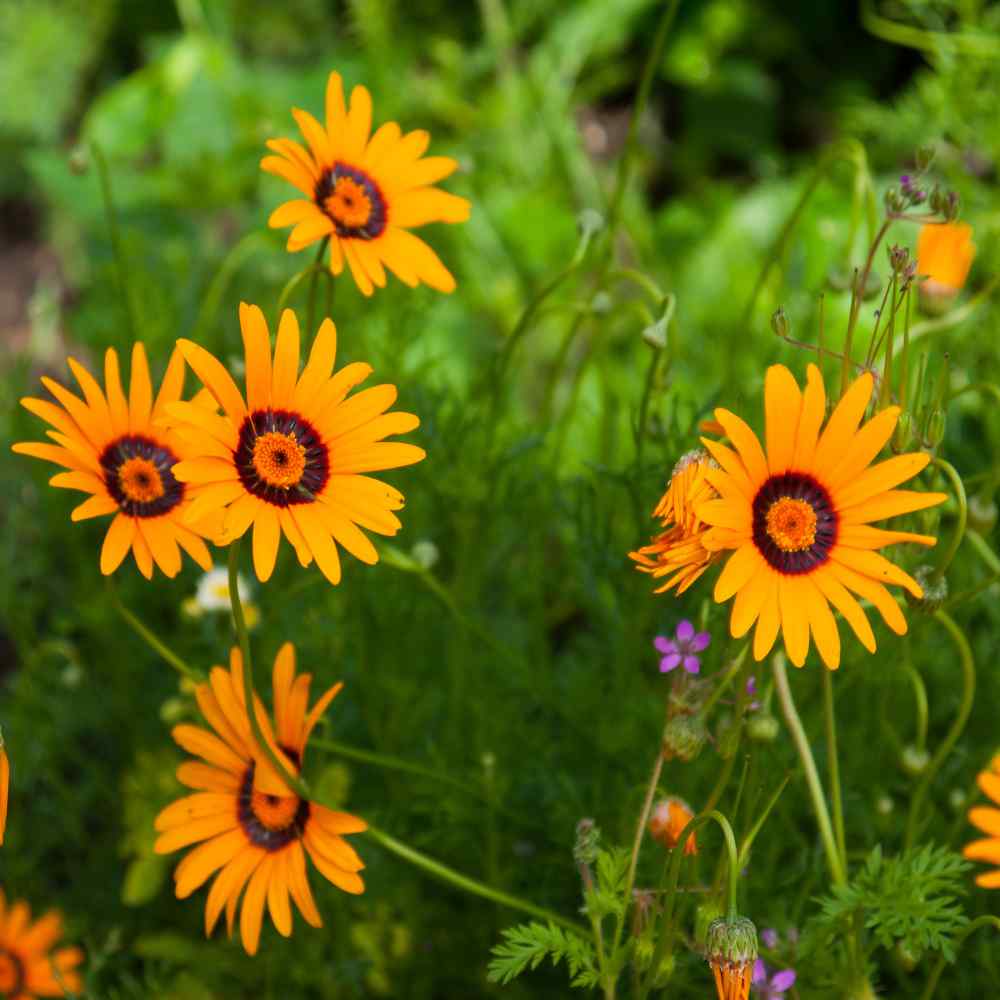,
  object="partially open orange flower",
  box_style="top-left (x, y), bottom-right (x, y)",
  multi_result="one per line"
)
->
top-left (648, 796), bottom-right (697, 855)
top-left (964, 752), bottom-right (1000, 889)
top-left (0, 890), bottom-right (83, 997)
top-left (917, 222), bottom-right (975, 295)
top-left (263, 70), bottom-right (470, 296)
